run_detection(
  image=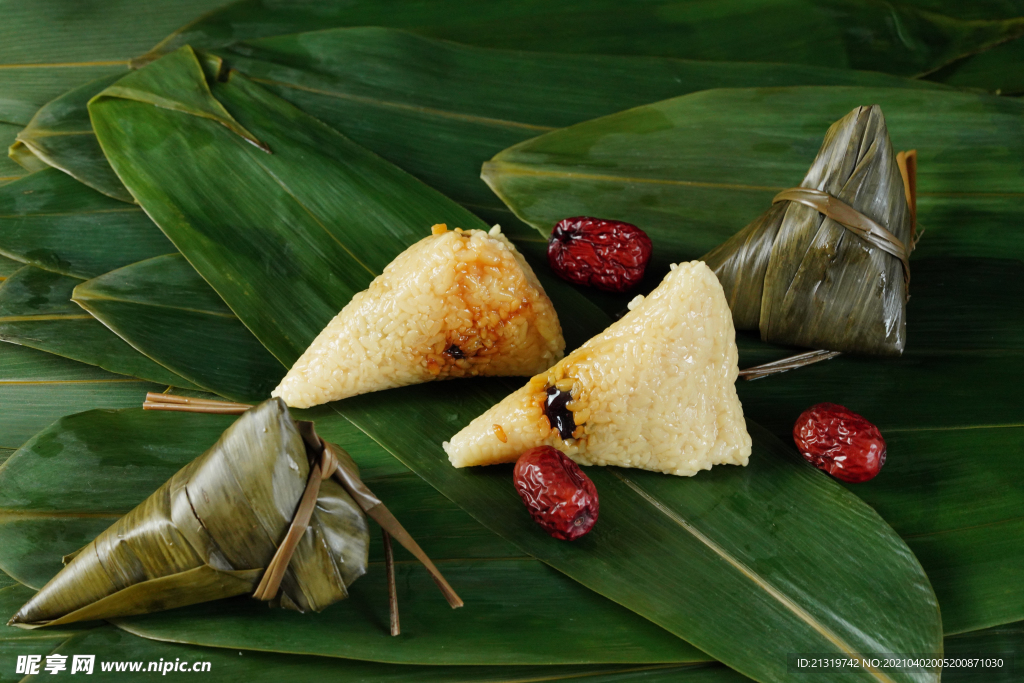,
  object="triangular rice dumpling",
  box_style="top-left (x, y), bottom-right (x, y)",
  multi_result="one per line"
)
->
top-left (702, 105), bottom-right (913, 356)
top-left (444, 261), bottom-right (751, 477)
top-left (9, 399), bottom-right (369, 629)
top-left (273, 225), bottom-right (564, 409)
